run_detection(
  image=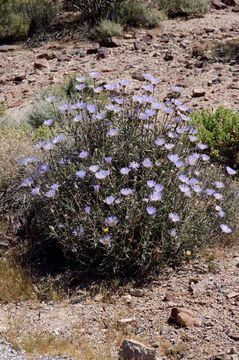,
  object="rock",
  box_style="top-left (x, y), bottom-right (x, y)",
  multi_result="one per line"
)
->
top-left (94, 293), bottom-right (104, 302)
top-left (36, 52), bottom-right (57, 60)
top-left (121, 294), bottom-right (132, 304)
top-left (134, 41), bottom-right (146, 51)
top-left (117, 317), bottom-right (137, 326)
top-left (34, 59), bottom-right (49, 70)
top-left (14, 74), bottom-right (26, 83)
top-left (119, 339), bottom-right (157, 360)
top-left (97, 47), bottom-right (110, 59)
top-left (232, 5), bottom-right (239, 11)
top-left (168, 308), bottom-right (202, 328)
top-left (163, 290), bottom-right (188, 301)
top-left (223, 0), bottom-right (236, 5)
top-left (132, 72), bottom-right (145, 82)
top-left (227, 292), bottom-right (239, 299)
top-left (124, 34), bottom-right (133, 39)
top-left (160, 34), bottom-right (170, 43)
top-left (164, 51), bottom-right (174, 61)
top-left (142, 34), bottom-right (153, 45)
top-left (192, 87), bottom-right (206, 97)
top-left (228, 332), bottom-right (239, 341)
top-left (86, 48), bottom-right (99, 54)
top-left (129, 288), bottom-right (144, 297)
top-left (99, 37), bottom-right (120, 48)
top-left (0, 45), bottom-right (20, 52)
top-left (212, 0), bottom-right (228, 9)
